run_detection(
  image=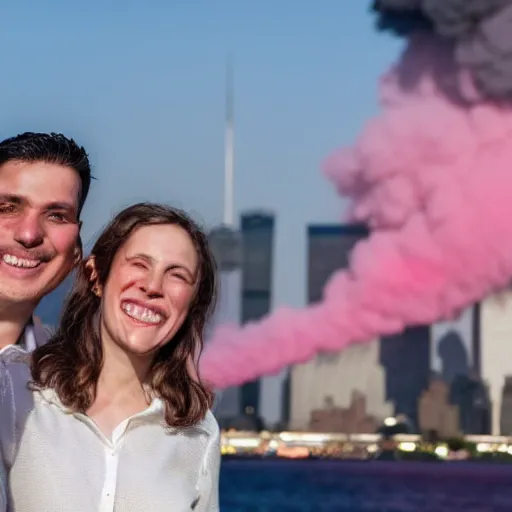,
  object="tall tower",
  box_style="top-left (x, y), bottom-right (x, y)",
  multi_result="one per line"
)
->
top-left (223, 55), bottom-right (234, 226)
top-left (208, 57), bottom-right (243, 424)
top-left (239, 211), bottom-right (275, 422)
top-left (475, 291), bottom-right (512, 435)
top-left (380, 325), bottom-right (431, 431)
top-left (290, 224), bottom-right (393, 430)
